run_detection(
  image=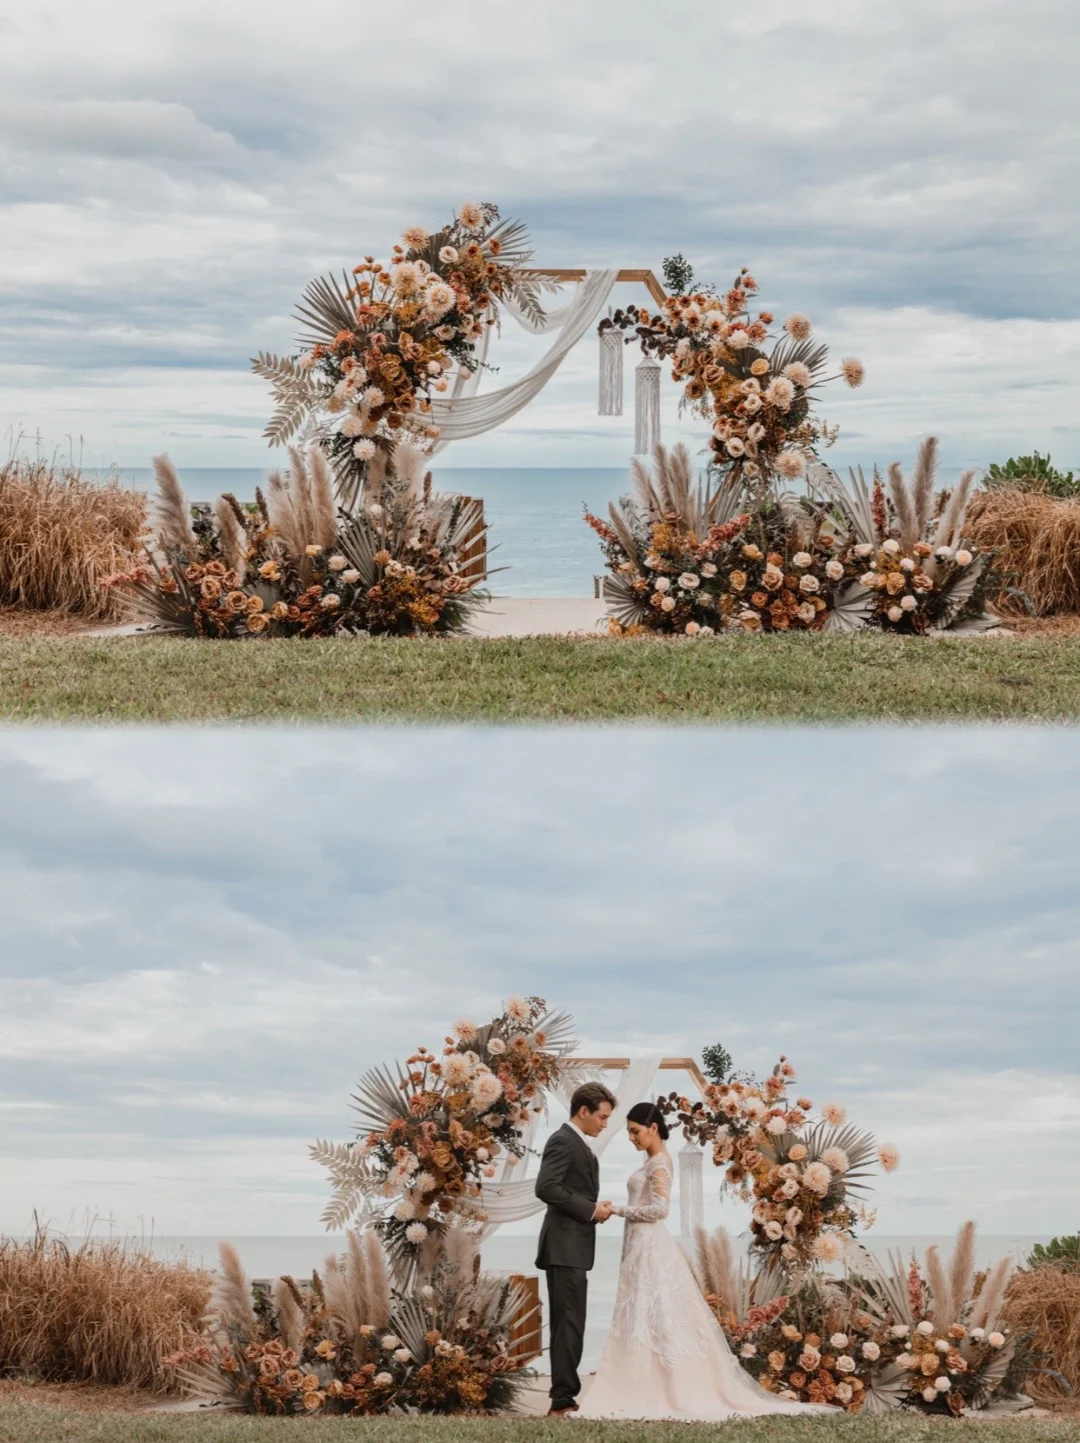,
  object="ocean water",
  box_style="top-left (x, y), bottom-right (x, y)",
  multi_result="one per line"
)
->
top-left (97, 466), bottom-right (629, 599)
top-left (138, 1232), bottom-right (1046, 1373)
